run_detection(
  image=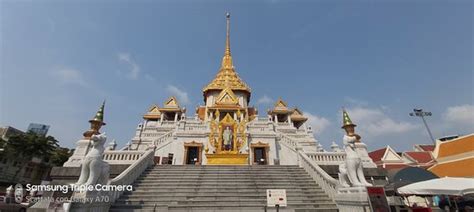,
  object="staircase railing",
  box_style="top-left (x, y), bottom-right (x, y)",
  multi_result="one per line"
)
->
top-left (108, 148), bottom-right (155, 202)
top-left (69, 148), bottom-right (155, 211)
top-left (277, 132), bottom-right (339, 200)
top-left (153, 131), bottom-right (174, 147)
top-left (298, 150), bottom-right (339, 200)
top-left (277, 133), bottom-right (298, 150)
